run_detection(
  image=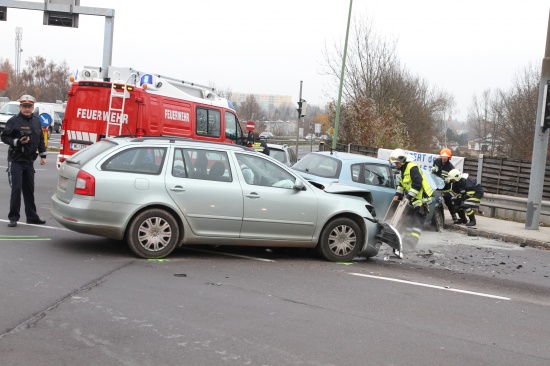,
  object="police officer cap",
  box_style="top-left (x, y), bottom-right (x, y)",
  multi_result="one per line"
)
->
top-left (18, 94), bottom-right (36, 105)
